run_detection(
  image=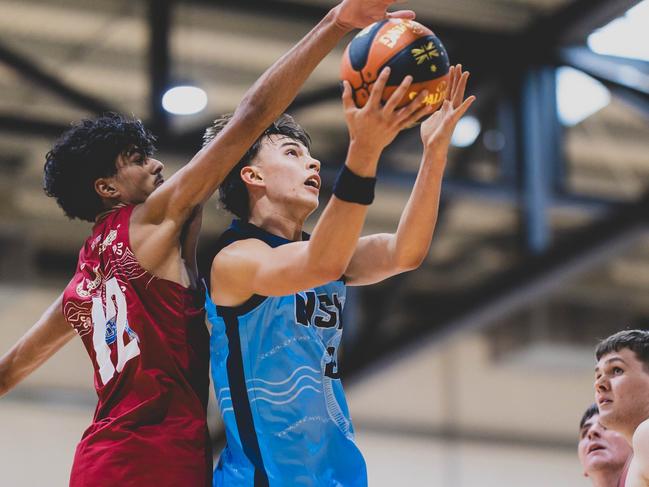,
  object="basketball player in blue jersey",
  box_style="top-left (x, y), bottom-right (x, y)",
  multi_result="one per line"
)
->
top-left (203, 64), bottom-right (474, 486)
